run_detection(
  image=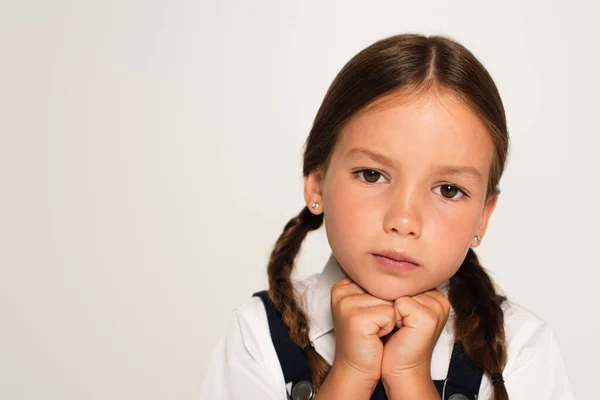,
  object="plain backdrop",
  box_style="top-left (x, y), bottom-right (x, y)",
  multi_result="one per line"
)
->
top-left (1, 0), bottom-right (598, 399)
